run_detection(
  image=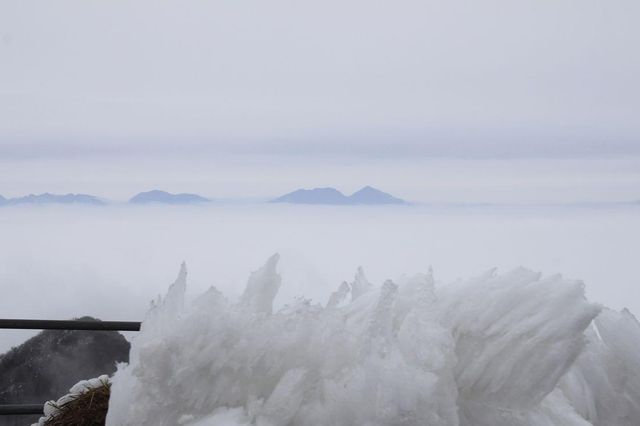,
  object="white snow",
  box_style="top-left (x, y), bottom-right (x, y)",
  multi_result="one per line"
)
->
top-left (106, 256), bottom-right (640, 426)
